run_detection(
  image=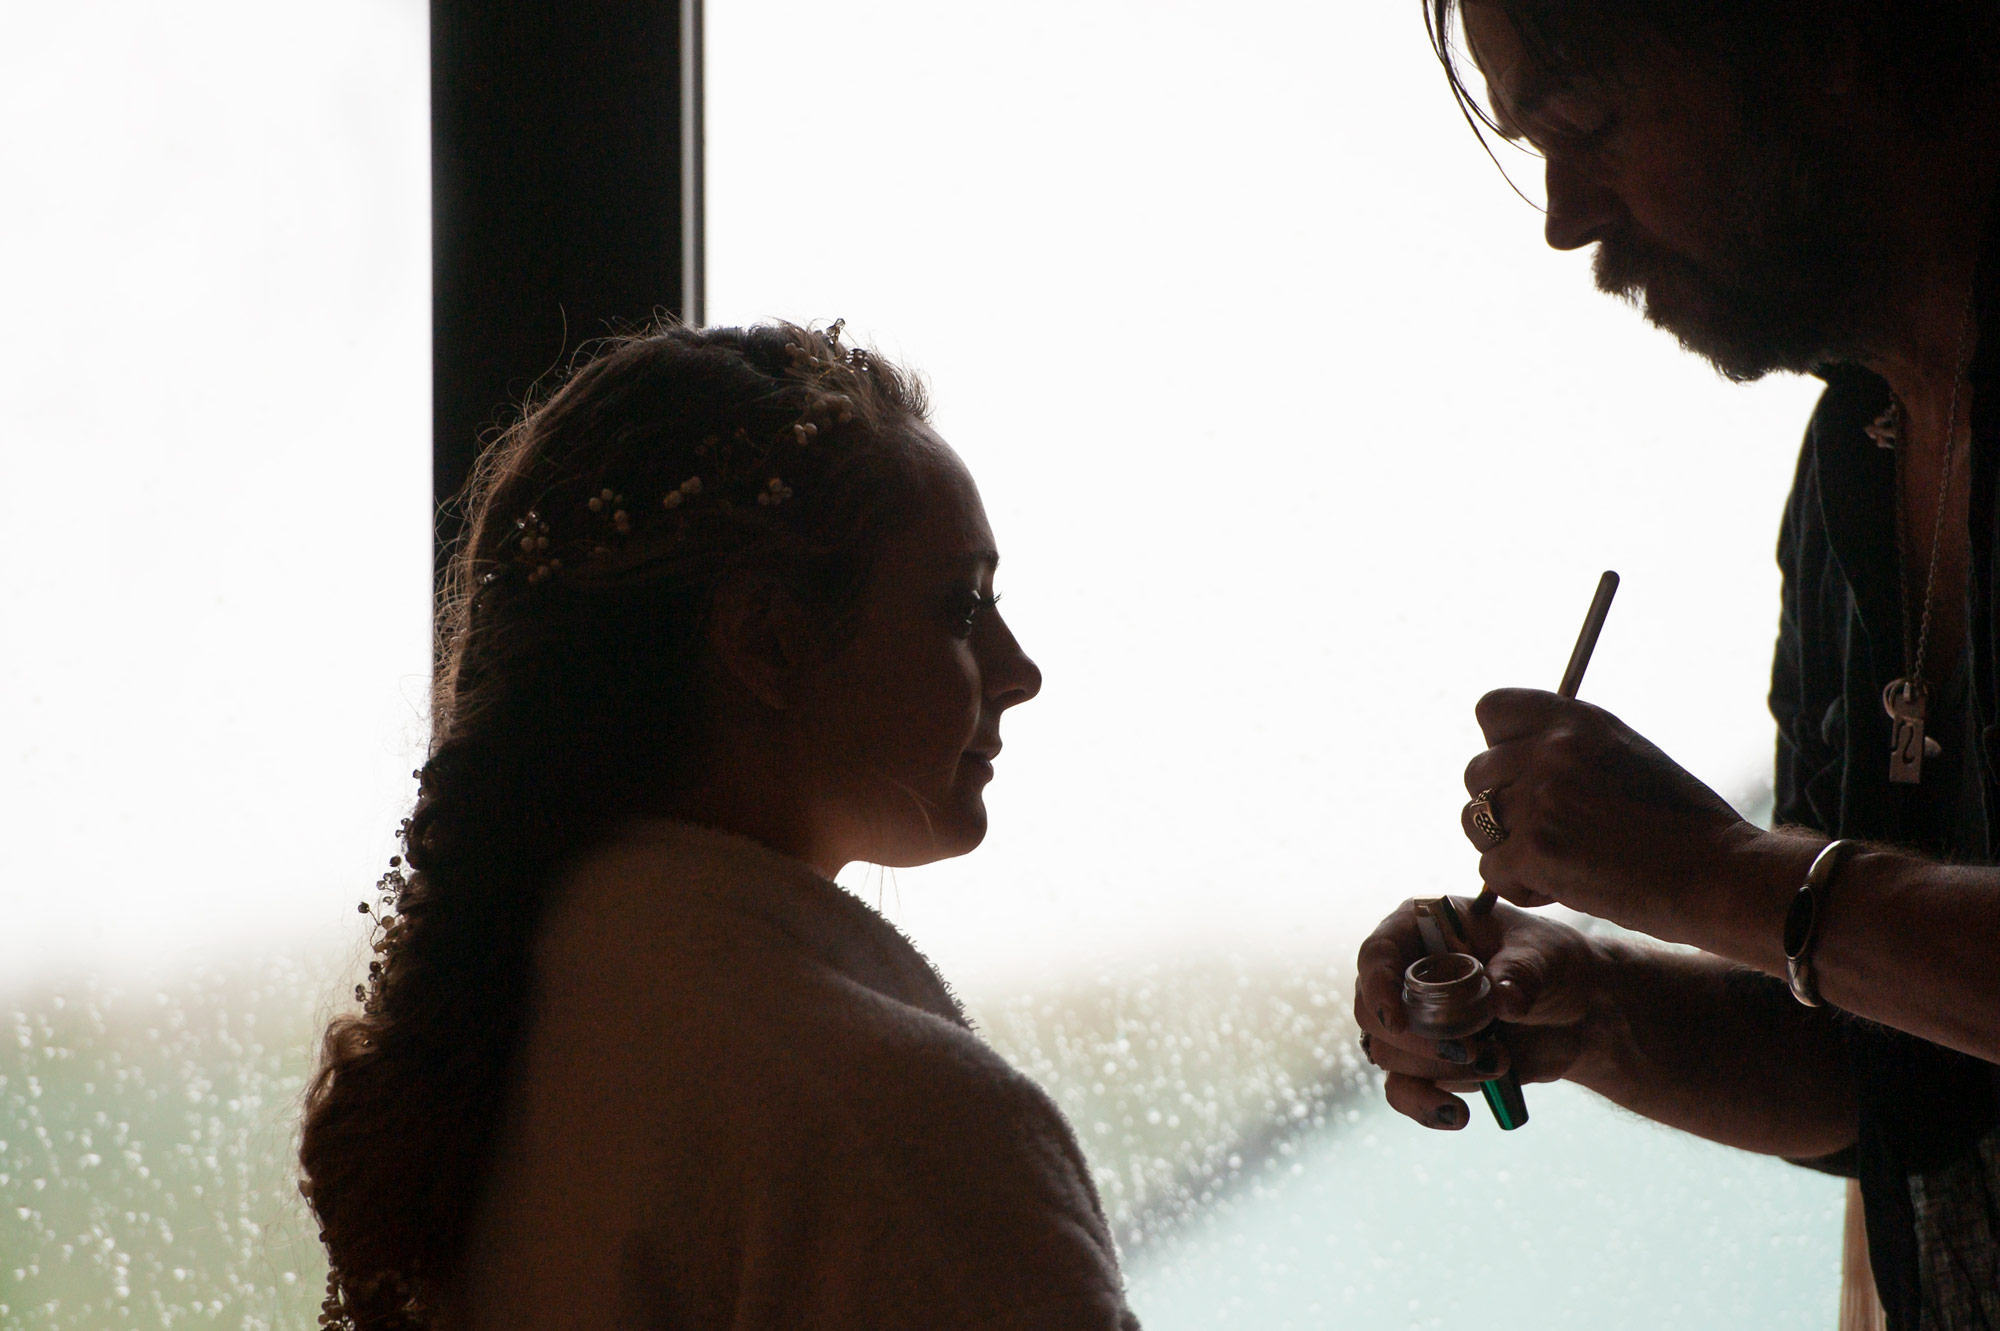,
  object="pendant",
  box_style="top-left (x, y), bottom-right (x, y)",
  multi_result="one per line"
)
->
top-left (1865, 404), bottom-right (1902, 450)
top-left (1883, 678), bottom-right (1942, 783)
